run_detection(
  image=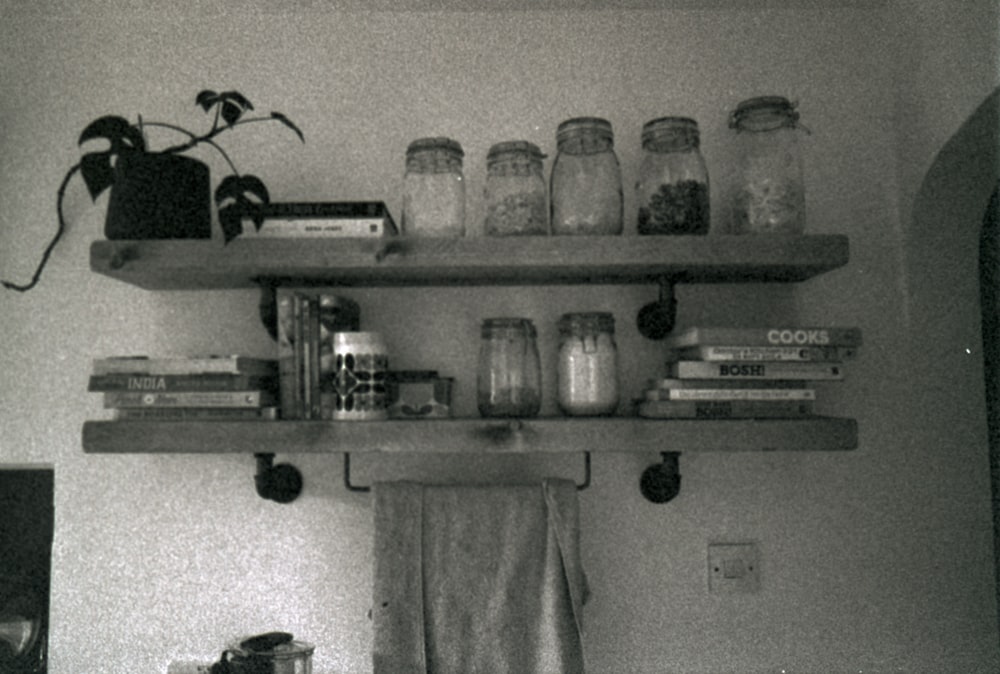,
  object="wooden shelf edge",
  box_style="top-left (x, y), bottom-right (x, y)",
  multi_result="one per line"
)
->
top-left (90, 234), bottom-right (849, 290)
top-left (82, 416), bottom-right (858, 454)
